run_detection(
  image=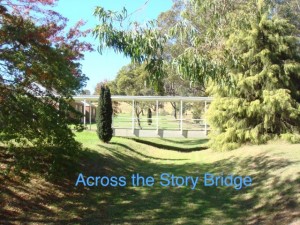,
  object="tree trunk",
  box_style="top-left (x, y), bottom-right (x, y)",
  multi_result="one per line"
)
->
top-left (135, 107), bottom-right (142, 129)
top-left (171, 102), bottom-right (177, 119)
